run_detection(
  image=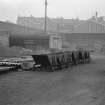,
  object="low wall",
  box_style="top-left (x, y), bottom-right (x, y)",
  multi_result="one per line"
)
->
top-left (61, 33), bottom-right (105, 51)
